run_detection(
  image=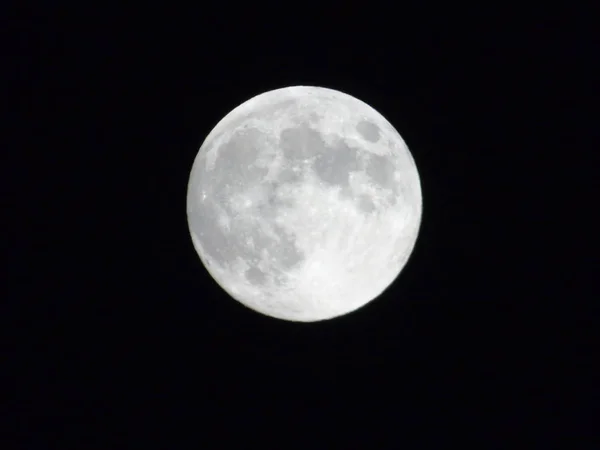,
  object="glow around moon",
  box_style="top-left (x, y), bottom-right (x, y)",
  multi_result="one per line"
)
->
top-left (187, 86), bottom-right (422, 322)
